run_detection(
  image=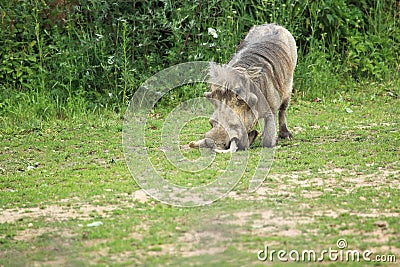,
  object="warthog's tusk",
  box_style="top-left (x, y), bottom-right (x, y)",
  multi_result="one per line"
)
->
top-left (214, 139), bottom-right (238, 153)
